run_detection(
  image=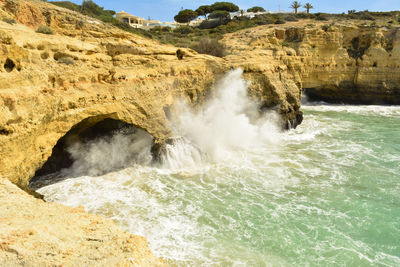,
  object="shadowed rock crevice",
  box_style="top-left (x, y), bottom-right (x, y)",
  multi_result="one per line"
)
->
top-left (30, 116), bottom-right (155, 189)
top-left (4, 58), bottom-right (15, 72)
top-left (304, 87), bottom-right (400, 105)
